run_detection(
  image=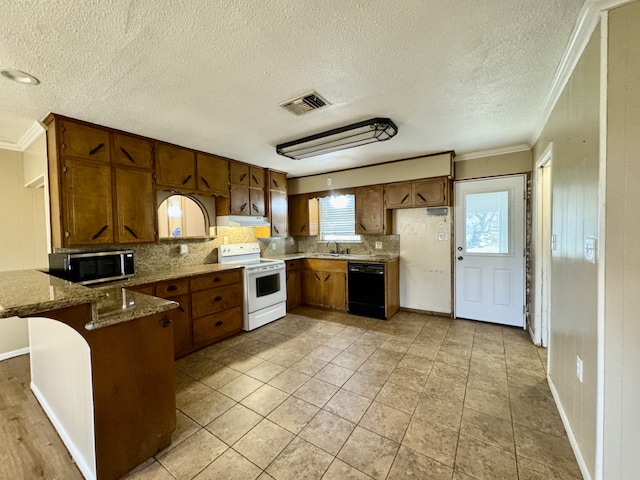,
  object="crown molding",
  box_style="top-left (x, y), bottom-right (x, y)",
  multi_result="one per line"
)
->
top-left (17, 121), bottom-right (46, 151)
top-left (530, 0), bottom-right (635, 147)
top-left (0, 121), bottom-right (46, 152)
top-left (454, 144), bottom-right (531, 162)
